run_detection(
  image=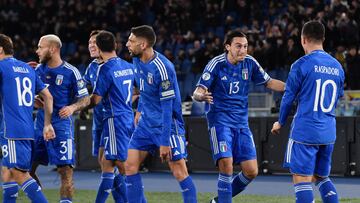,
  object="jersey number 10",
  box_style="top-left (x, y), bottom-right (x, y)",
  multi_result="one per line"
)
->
top-left (313, 79), bottom-right (337, 113)
top-left (15, 77), bottom-right (33, 107)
